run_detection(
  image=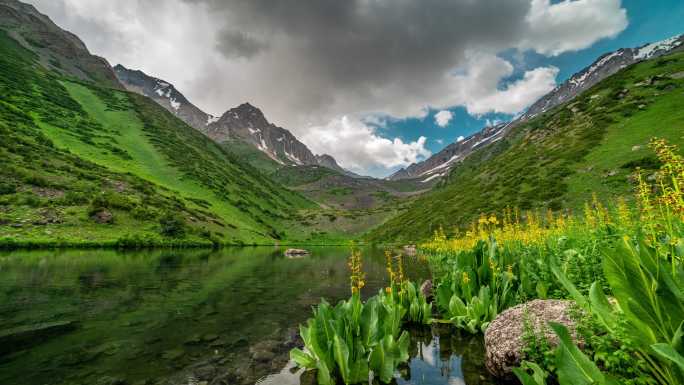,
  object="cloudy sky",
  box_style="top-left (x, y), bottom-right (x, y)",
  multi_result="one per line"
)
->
top-left (25, 0), bottom-right (684, 177)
